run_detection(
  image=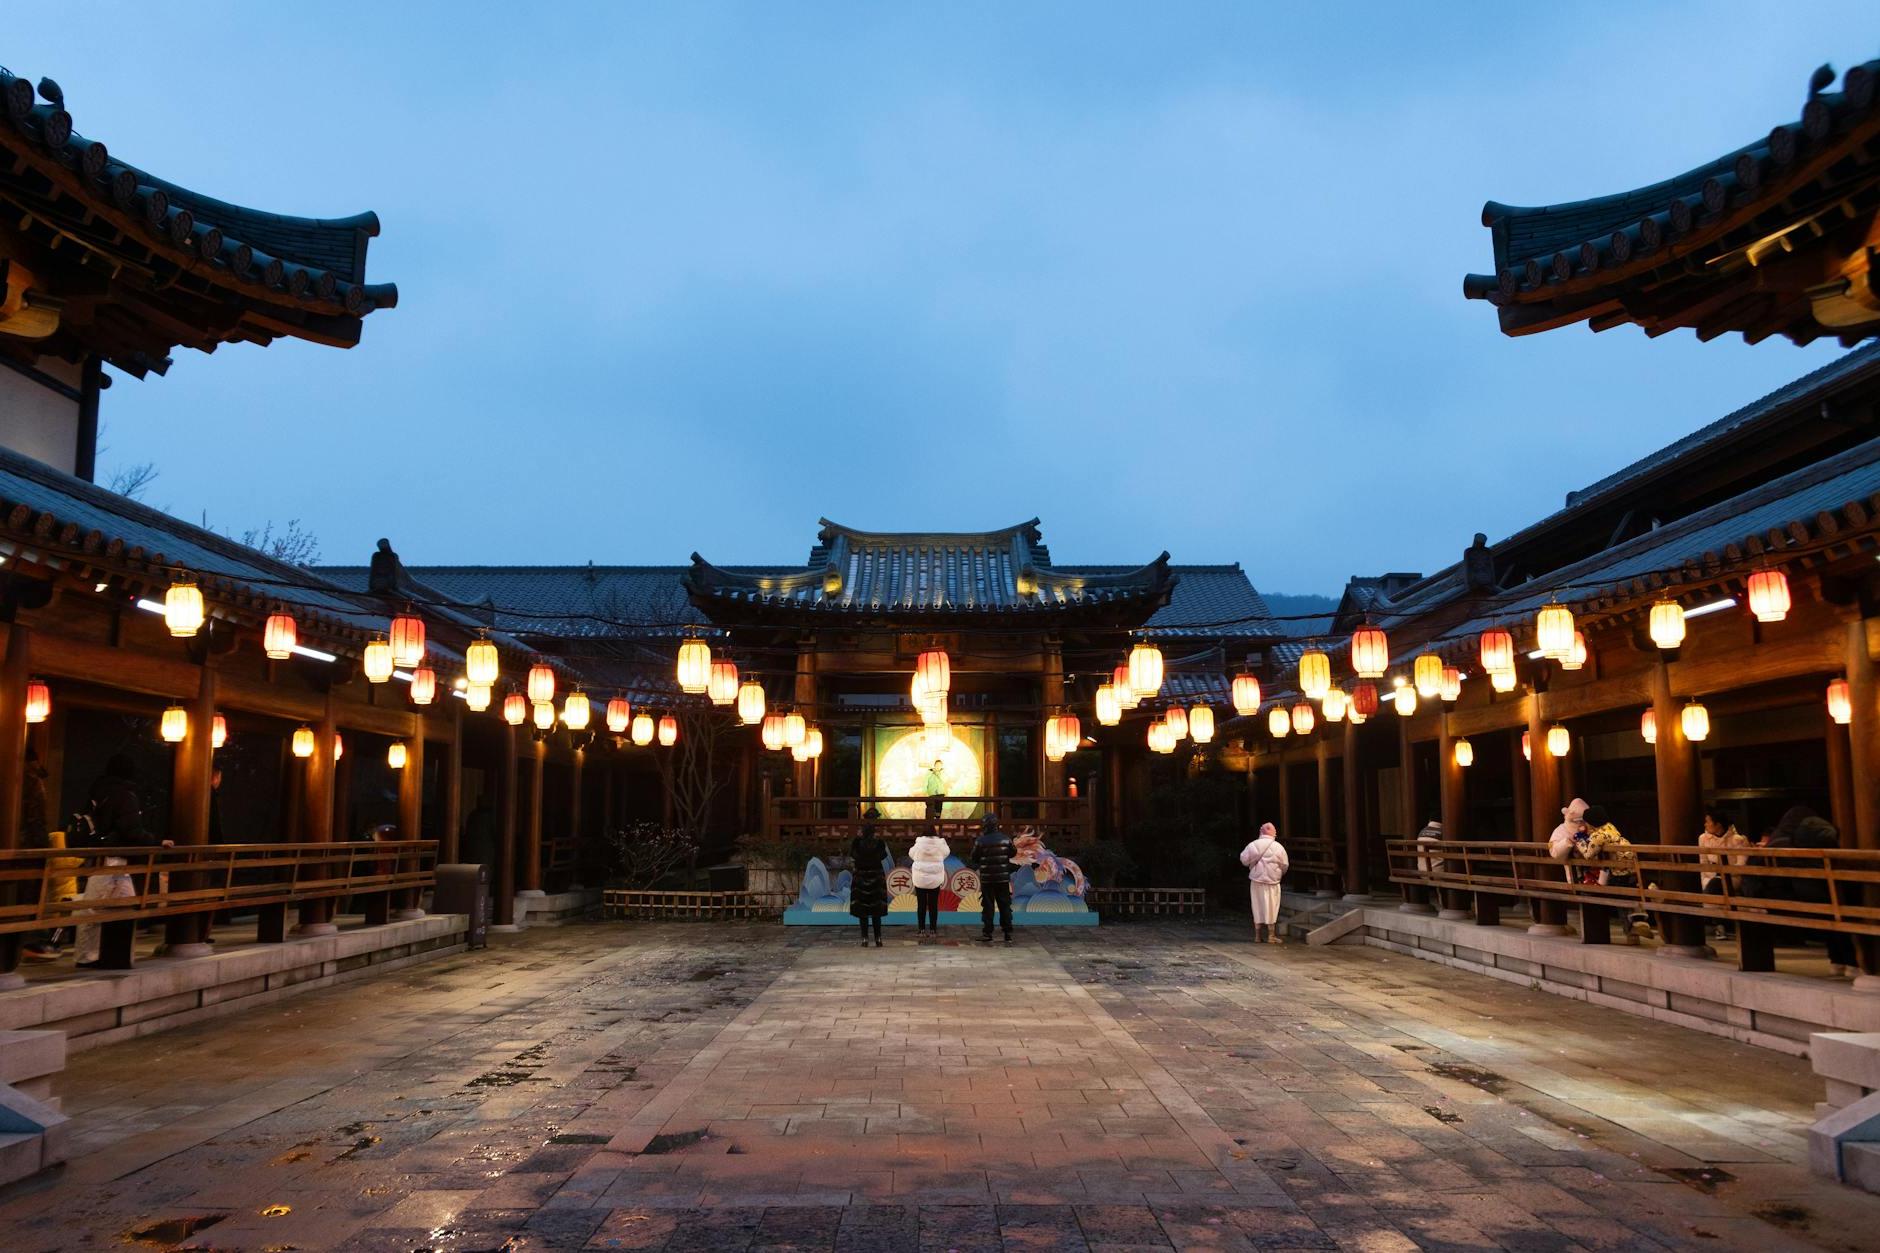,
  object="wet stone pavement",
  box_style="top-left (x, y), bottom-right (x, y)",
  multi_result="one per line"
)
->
top-left (1, 920), bottom-right (1877, 1251)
